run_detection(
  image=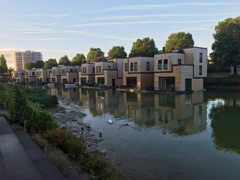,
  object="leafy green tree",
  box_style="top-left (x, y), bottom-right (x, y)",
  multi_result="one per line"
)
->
top-left (0, 54), bottom-right (8, 75)
top-left (165, 32), bottom-right (194, 52)
top-left (8, 67), bottom-right (14, 77)
top-left (129, 37), bottom-right (158, 57)
top-left (24, 62), bottom-right (35, 69)
top-left (44, 59), bottom-right (58, 69)
top-left (87, 48), bottom-right (104, 60)
top-left (71, 53), bottom-right (85, 66)
top-left (211, 16), bottom-right (240, 74)
top-left (108, 46), bottom-right (127, 58)
top-left (58, 55), bottom-right (71, 65)
top-left (35, 60), bottom-right (44, 68)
